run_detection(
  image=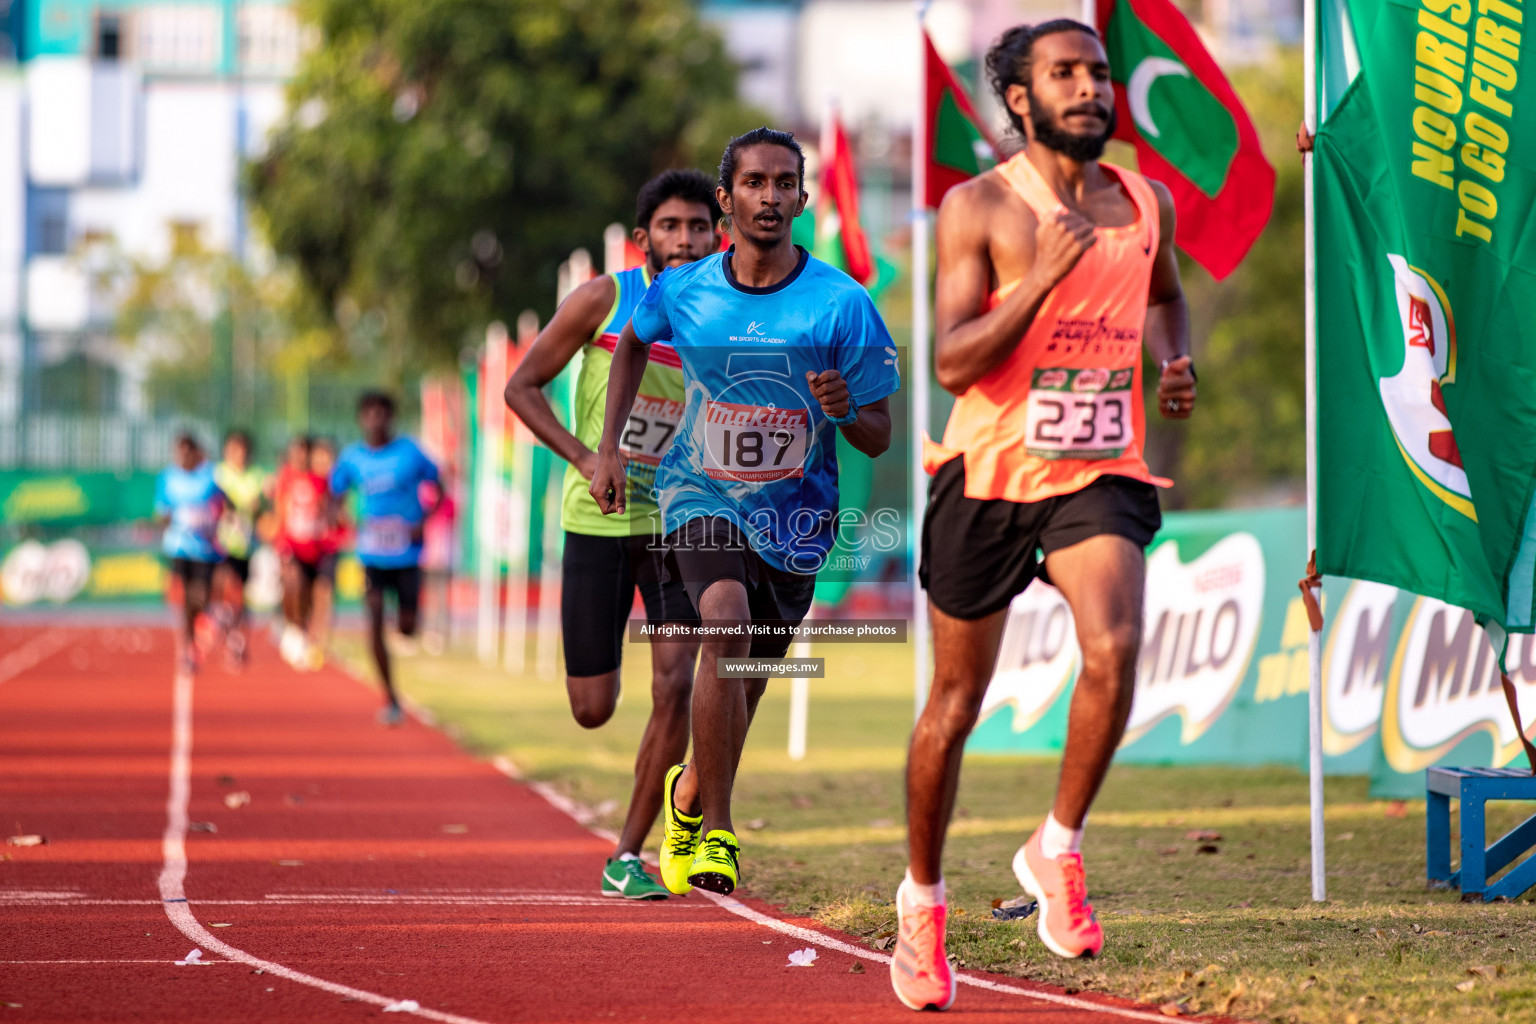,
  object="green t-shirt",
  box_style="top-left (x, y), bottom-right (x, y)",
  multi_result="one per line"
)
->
top-left (213, 462), bottom-right (267, 558)
top-left (560, 265), bottom-right (685, 537)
